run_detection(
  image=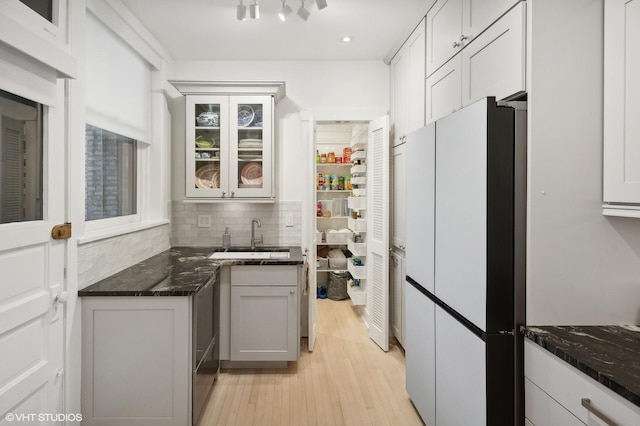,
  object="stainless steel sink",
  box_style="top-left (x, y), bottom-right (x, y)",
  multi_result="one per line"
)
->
top-left (208, 249), bottom-right (290, 260)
